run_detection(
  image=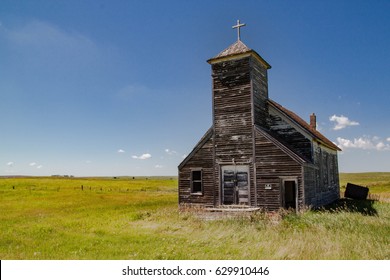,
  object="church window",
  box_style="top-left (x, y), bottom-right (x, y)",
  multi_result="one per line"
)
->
top-left (191, 170), bottom-right (202, 194)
